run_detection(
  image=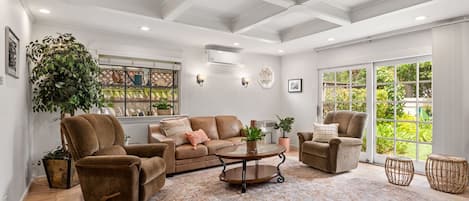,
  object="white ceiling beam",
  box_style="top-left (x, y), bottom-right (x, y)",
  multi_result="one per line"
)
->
top-left (231, 4), bottom-right (287, 34)
top-left (301, 3), bottom-right (351, 26)
top-left (240, 29), bottom-right (282, 43)
top-left (351, 0), bottom-right (434, 22)
top-left (161, 0), bottom-right (194, 21)
top-left (261, 0), bottom-right (296, 8)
